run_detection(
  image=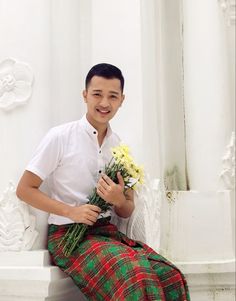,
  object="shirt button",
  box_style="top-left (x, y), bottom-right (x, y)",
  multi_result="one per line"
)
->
top-left (93, 131), bottom-right (96, 134)
top-left (99, 170), bottom-right (102, 173)
top-left (99, 150), bottom-right (102, 154)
